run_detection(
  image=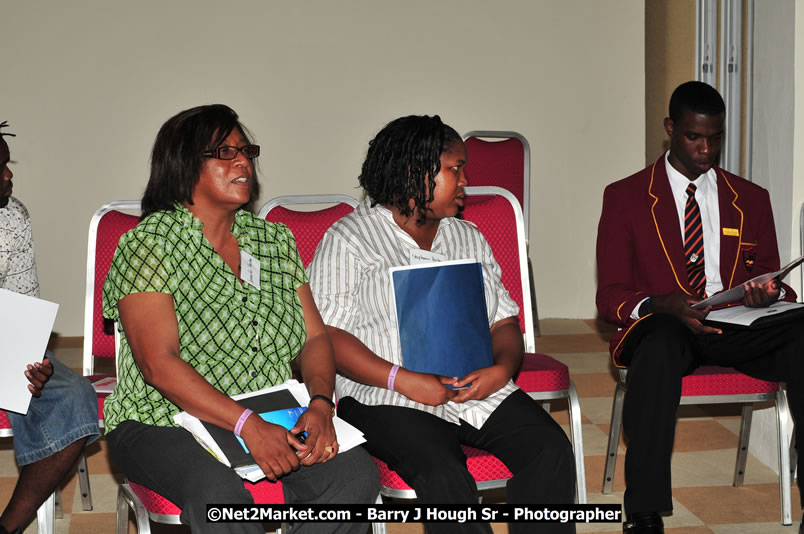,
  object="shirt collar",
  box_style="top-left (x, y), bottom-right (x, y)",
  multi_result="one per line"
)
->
top-left (361, 197), bottom-right (454, 230)
top-left (171, 203), bottom-right (249, 234)
top-left (664, 151), bottom-right (716, 198)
